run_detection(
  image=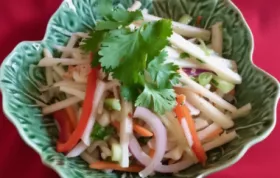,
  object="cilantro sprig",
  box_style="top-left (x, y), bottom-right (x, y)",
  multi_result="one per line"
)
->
top-left (81, 0), bottom-right (179, 114)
